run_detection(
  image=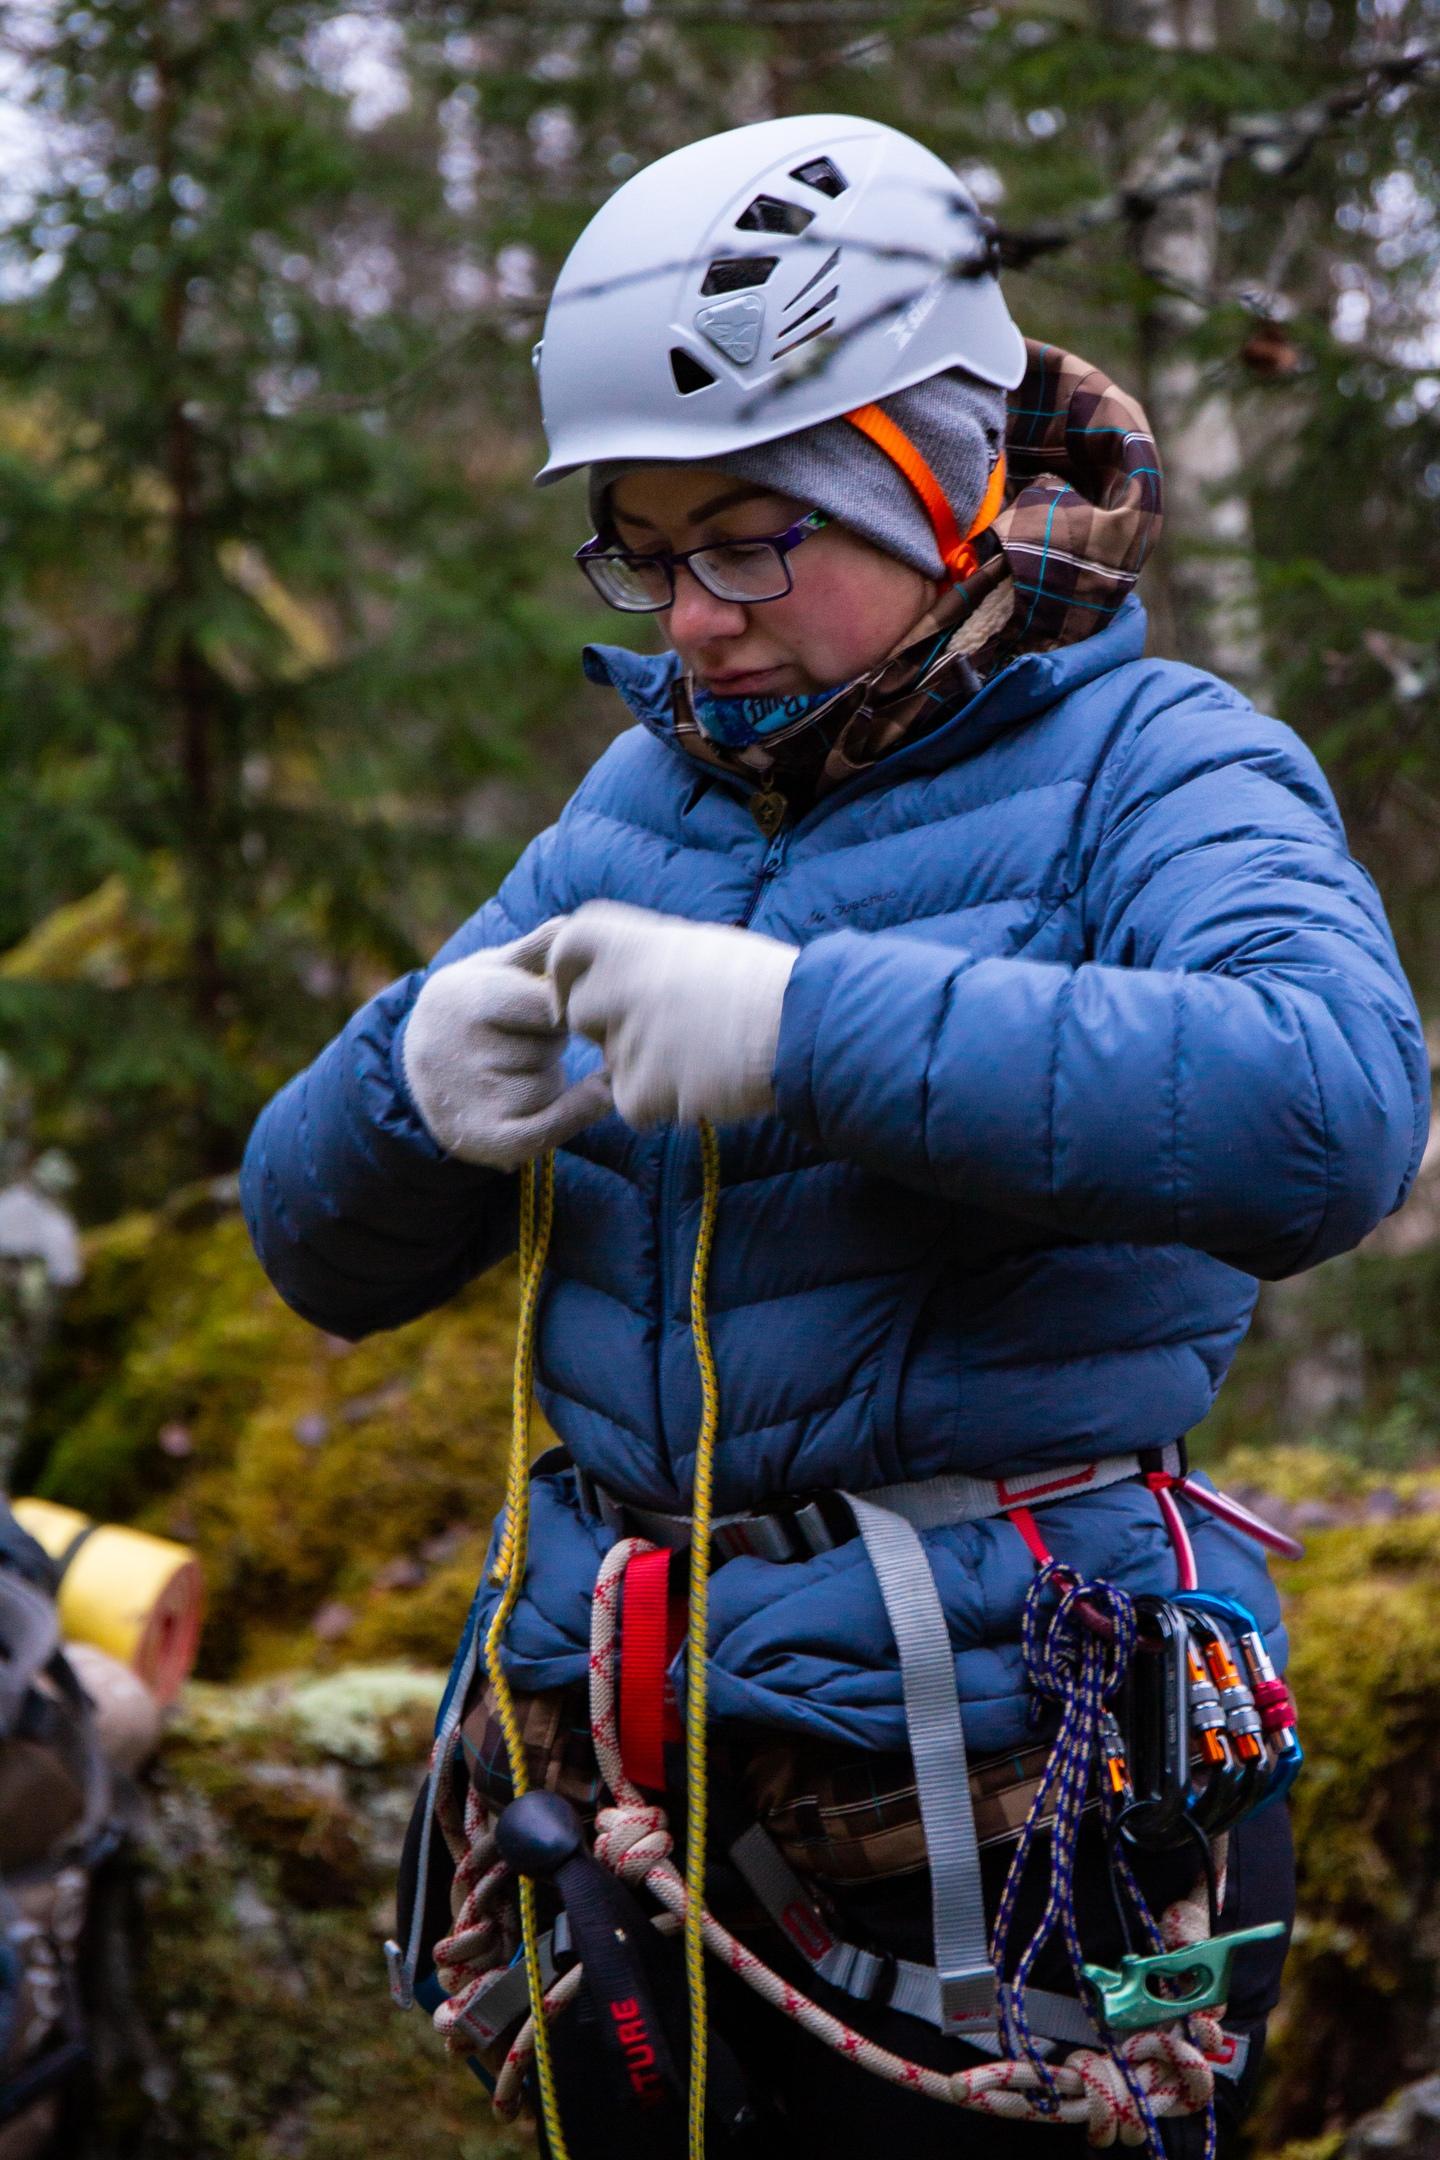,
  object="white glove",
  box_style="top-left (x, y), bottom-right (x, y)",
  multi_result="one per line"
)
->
top-left (548, 900), bottom-right (798, 1129)
top-left (401, 922), bottom-right (612, 1170)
